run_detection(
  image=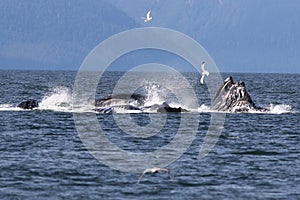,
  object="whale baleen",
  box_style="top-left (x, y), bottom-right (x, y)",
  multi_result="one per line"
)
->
top-left (211, 76), bottom-right (268, 112)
